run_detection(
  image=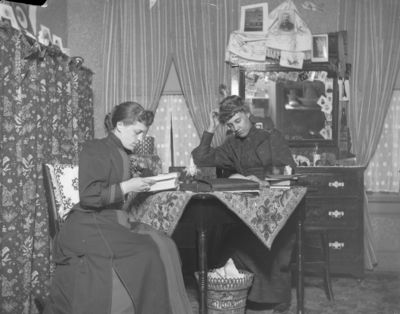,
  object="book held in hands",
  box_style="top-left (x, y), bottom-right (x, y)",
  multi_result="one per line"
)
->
top-left (146, 172), bottom-right (180, 192)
